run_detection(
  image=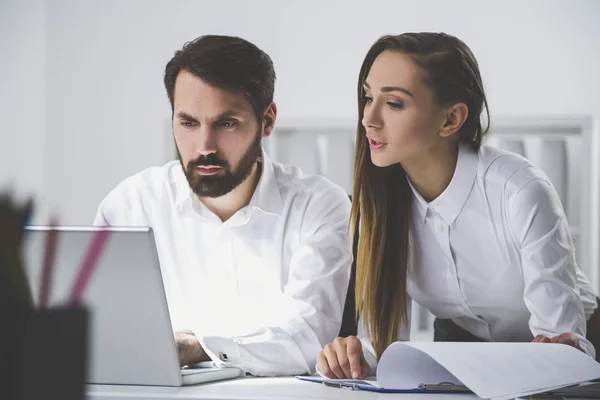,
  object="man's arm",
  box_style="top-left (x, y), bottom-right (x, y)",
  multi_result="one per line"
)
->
top-left (93, 184), bottom-right (125, 226)
top-left (184, 187), bottom-right (352, 376)
top-left (93, 180), bottom-right (139, 226)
